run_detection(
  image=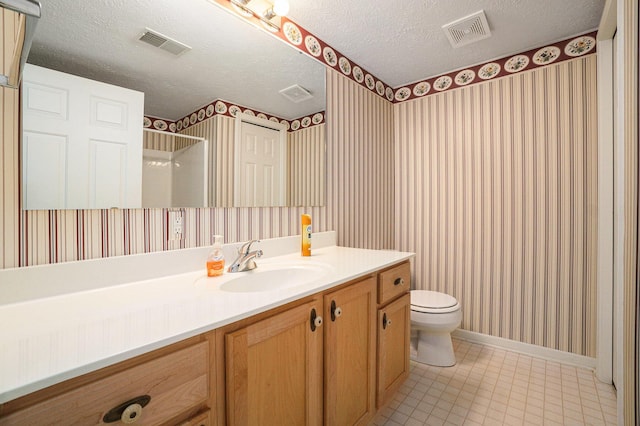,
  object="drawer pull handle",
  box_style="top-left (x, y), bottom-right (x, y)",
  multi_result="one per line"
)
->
top-left (103, 395), bottom-right (151, 424)
top-left (330, 300), bottom-right (342, 321)
top-left (394, 278), bottom-right (405, 286)
top-left (383, 313), bottom-right (392, 329)
top-left (310, 308), bottom-right (323, 331)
